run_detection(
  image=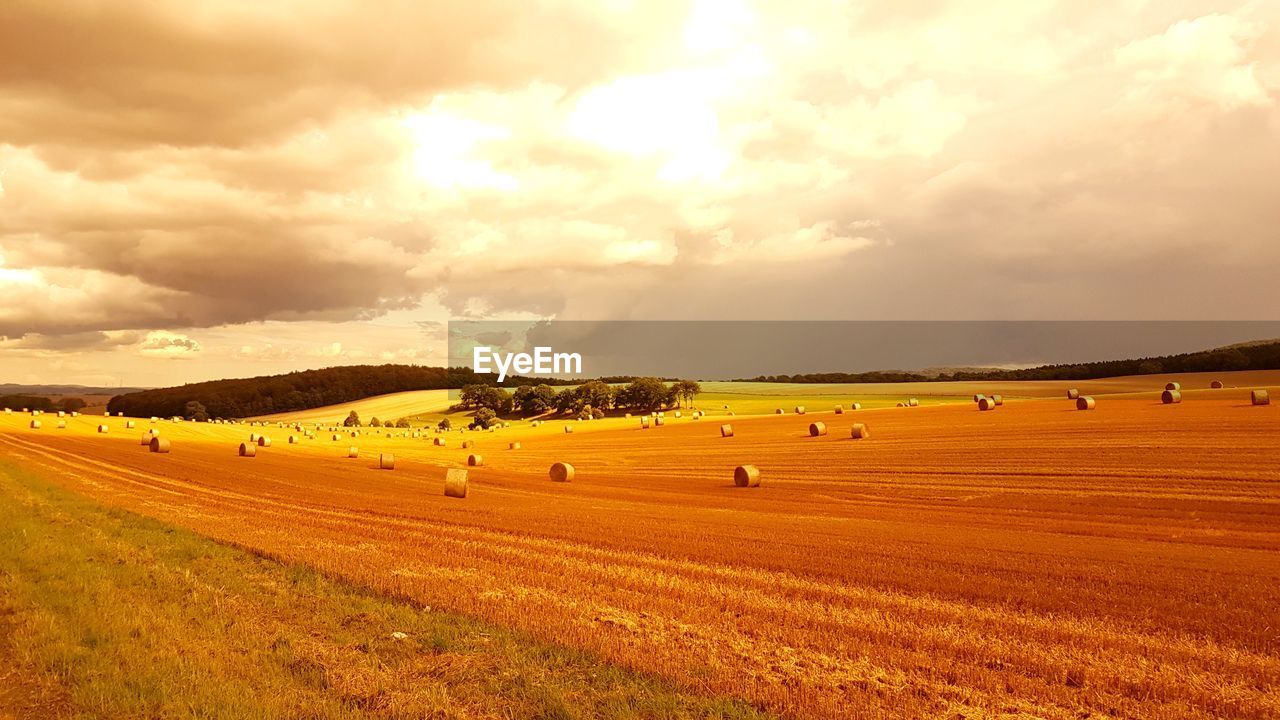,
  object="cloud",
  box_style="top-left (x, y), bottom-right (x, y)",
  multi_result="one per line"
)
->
top-left (139, 331), bottom-right (201, 357)
top-left (1, 1), bottom-right (1279, 385)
